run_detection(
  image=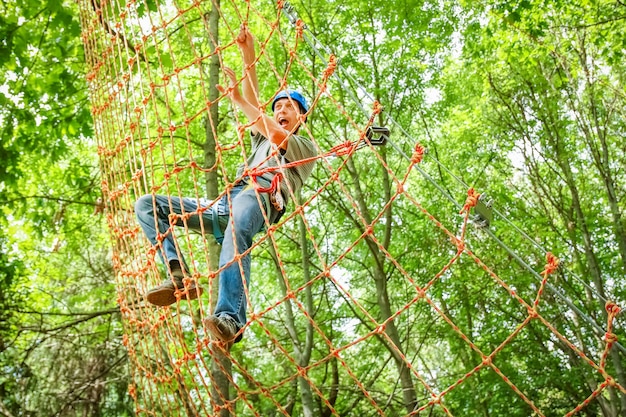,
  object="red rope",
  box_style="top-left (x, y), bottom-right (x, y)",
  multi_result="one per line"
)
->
top-left (79, 0), bottom-right (625, 415)
top-left (250, 171), bottom-right (282, 193)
